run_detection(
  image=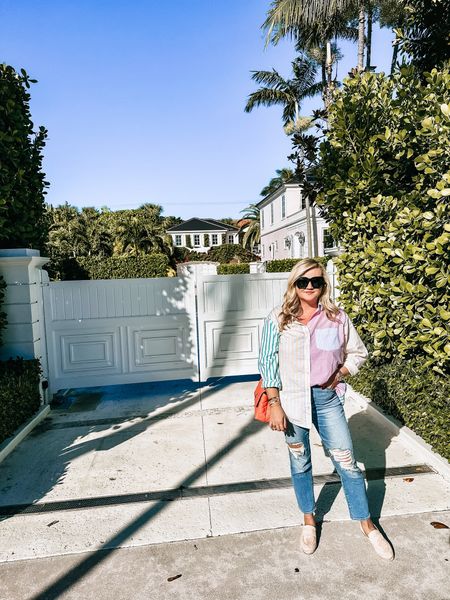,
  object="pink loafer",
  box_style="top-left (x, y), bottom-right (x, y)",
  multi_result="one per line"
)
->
top-left (360, 522), bottom-right (394, 561)
top-left (300, 524), bottom-right (317, 555)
